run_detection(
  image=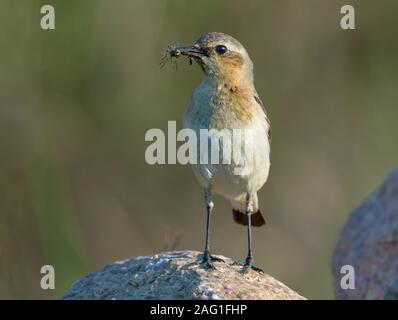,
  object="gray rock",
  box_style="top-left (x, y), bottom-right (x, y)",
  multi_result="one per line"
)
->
top-left (63, 250), bottom-right (305, 300)
top-left (332, 170), bottom-right (398, 299)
